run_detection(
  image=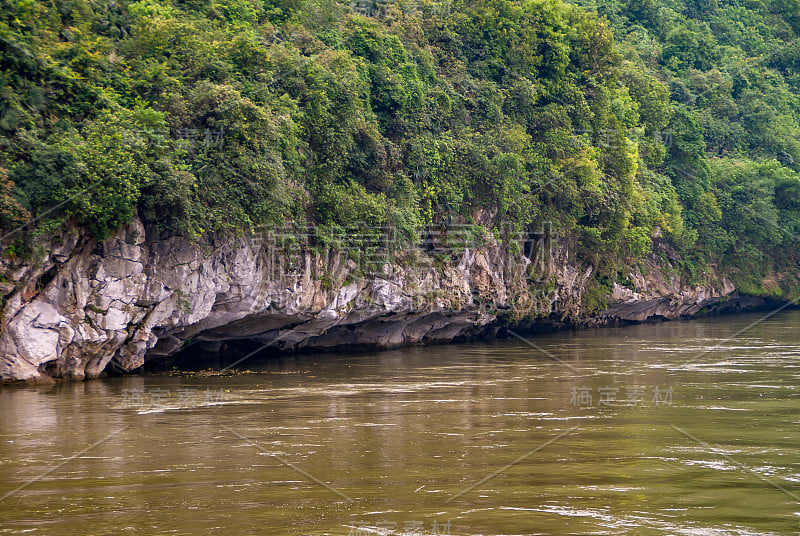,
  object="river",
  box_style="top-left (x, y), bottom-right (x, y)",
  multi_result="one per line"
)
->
top-left (1, 310), bottom-right (799, 535)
